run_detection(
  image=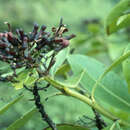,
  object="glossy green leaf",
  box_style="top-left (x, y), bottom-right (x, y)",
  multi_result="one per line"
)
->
top-left (50, 47), bottom-right (70, 77)
top-left (7, 107), bottom-right (37, 130)
top-left (45, 124), bottom-right (89, 130)
top-left (105, 0), bottom-right (130, 35)
top-left (67, 54), bottom-right (130, 112)
top-left (0, 94), bottom-right (23, 115)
